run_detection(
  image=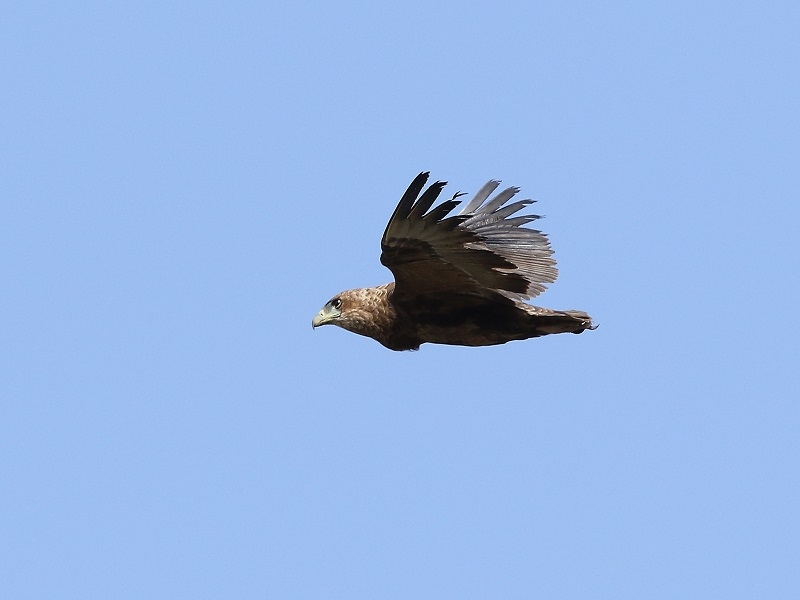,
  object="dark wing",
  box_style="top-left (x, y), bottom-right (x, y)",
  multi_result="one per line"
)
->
top-left (380, 172), bottom-right (557, 302)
